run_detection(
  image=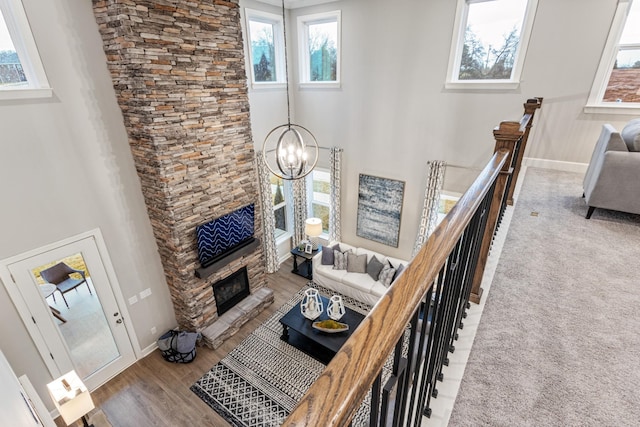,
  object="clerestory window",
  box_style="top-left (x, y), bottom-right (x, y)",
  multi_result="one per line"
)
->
top-left (298, 11), bottom-right (341, 88)
top-left (0, 0), bottom-right (51, 99)
top-left (245, 9), bottom-right (285, 88)
top-left (586, 0), bottom-right (640, 114)
top-left (446, 0), bottom-right (538, 89)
